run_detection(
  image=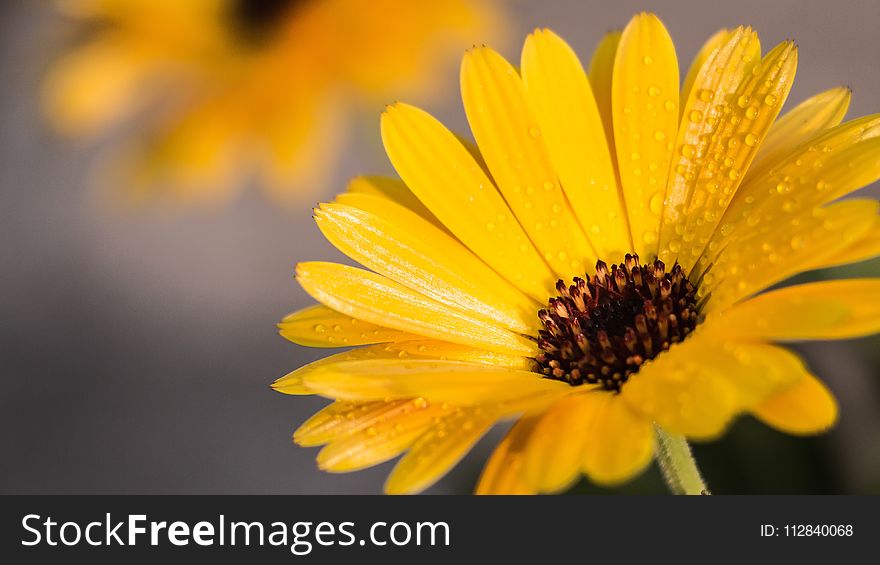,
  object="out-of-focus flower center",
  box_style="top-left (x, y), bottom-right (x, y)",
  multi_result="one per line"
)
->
top-left (230, 0), bottom-right (307, 42)
top-left (535, 254), bottom-right (699, 392)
